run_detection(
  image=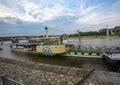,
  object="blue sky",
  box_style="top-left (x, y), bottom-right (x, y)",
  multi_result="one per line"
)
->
top-left (0, 0), bottom-right (120, 36)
